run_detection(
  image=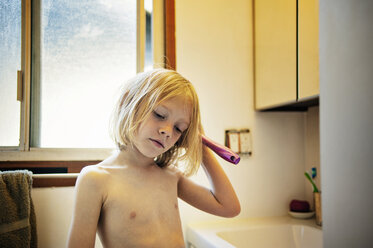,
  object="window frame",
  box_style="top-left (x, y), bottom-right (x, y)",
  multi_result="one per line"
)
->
top-left (0, 0), bottom-right (176, 186)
